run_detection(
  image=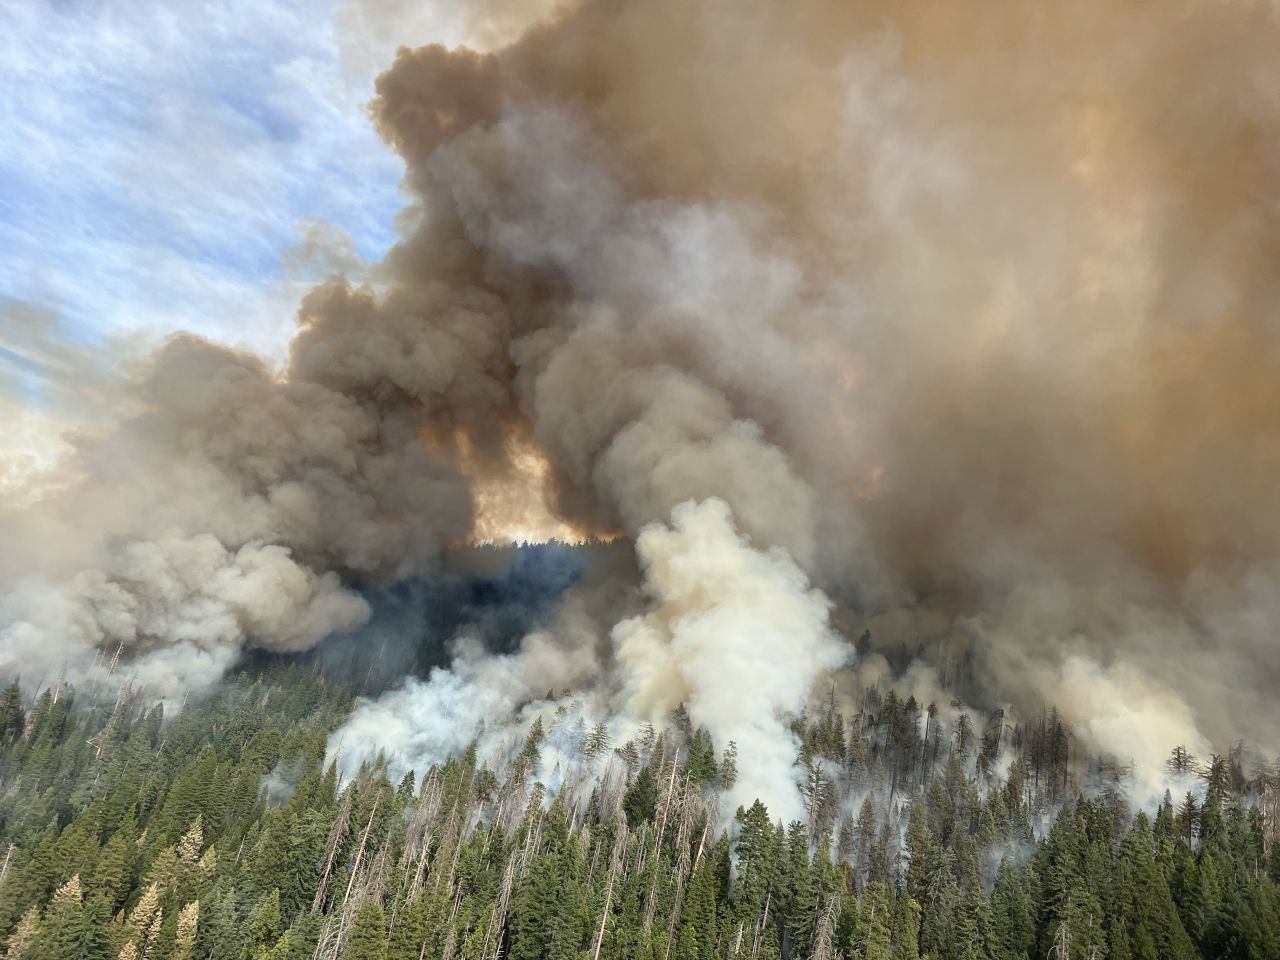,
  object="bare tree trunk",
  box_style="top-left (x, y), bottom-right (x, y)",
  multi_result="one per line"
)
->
top-left (312, 786), bottom-right (355, 914)
top-left (342, 795), bottom-right (381, 908)
top-left (592, 828), bottom-right (627, 960)
top-left (643, 761), bottom-right (680, 931)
